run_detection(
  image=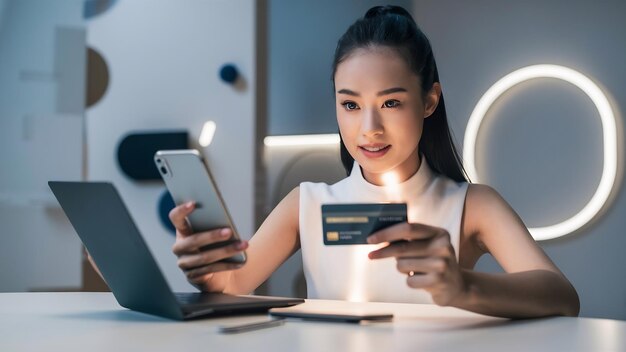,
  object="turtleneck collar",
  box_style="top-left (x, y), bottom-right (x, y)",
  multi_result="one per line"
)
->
top-left (347, 155), bottom-right (434, 202)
